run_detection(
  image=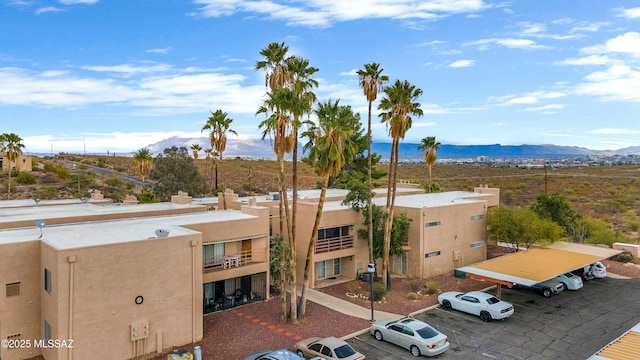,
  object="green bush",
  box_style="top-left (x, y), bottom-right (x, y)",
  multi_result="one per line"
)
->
top-left (16, 172), bottom-right (36, 184)
top-left (424, 280), bottom-right (441, 295)
top-left (345, 280), bottom-right (360, 294)
top-left (406, 292), bottom-right (421, 300)
top-left (372, 282), bottom-right (386, 301)
top-left (37, 186), bottom-right (58, 200)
